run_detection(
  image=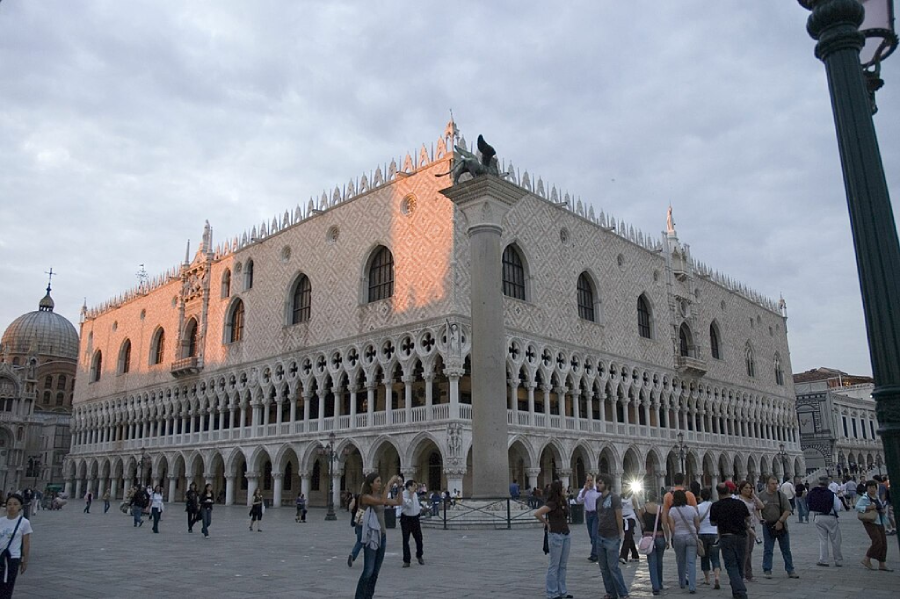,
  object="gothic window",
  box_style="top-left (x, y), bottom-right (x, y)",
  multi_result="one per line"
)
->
top-left (745, 343), bottom-right (755, 377)
top-left (57, 374), bottom-right (67, 390)
top-left (679, 323), bottom-right (693, 357)
top-left (182, 318), bottom-right (199, 358)
top-left (502, 245), bottom-right (526, 300)
top-left (637, 294), bottom-right (652, 339)
top-left (244, 260), bottom-right (254, 290)
top-left (221, 268), bottom-right (231, 299)
top-left (291, 274), bottom-right (312, 324)
top-left (150, 328), bottom-right (165, 366)
top-left (709, 323), bottom-right (721, 360)
top-left (367, 246), bottom-right (394, 302)
top-left (119, 339), bottom-right (132, 374)
top-left (774, 353), bottom-right (784, 386)
top-left (226, 300), bottom-right (245, 343)
top-left (90, 350), bottom-right (103, 382)
top-left (577, 272), bottom-right (595, 322)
